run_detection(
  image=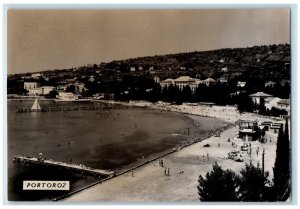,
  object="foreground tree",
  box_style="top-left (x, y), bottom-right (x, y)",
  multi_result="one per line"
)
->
top-left (272, 118), bottom-right (291, 201)
top-left (239, 163), bottom-right (270, 201)
top-left (197, 163), bottom-right (239, 201)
